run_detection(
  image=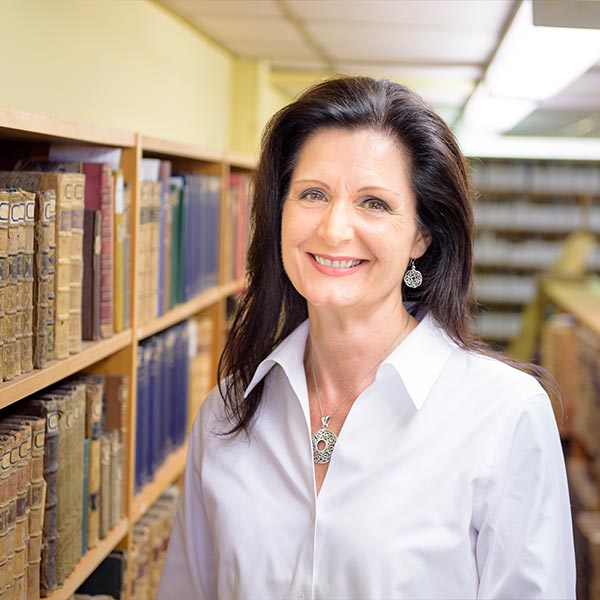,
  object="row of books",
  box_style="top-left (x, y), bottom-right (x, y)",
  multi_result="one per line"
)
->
top-left (0, 154), bottom-right (131, 381)
top-left (475, 201), bottom-right (600, 233)
top-left (138, 159), bottom-right (223, 325)
top-left (0, 373), bottom-right (127, 599)
top-left (73, 486), bottom-right (180, 600)
top-left (136, 322), bottom-right (190, 492)
top-left (473, 274), bottom-right (536, 305)
top-left (471, 159), bottom-right (600, 195)
top-left (222, 172), bottom-right (251, 284)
